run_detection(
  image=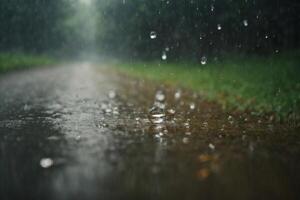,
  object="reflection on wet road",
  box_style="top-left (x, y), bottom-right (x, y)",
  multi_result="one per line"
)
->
top-left (0, 64), bottom-right (299, 200)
